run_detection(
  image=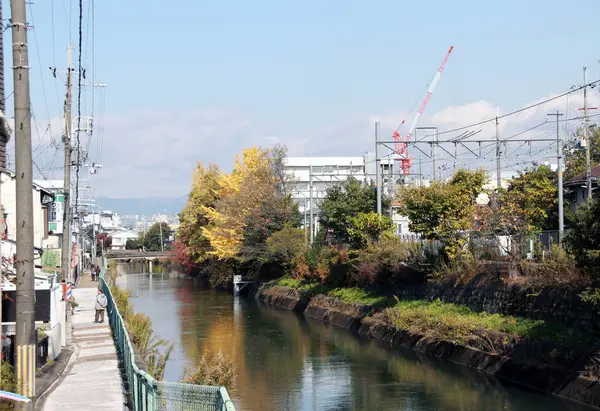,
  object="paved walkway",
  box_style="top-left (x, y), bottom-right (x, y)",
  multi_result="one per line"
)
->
top-left (40, 278), bottom-right (126, 410)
